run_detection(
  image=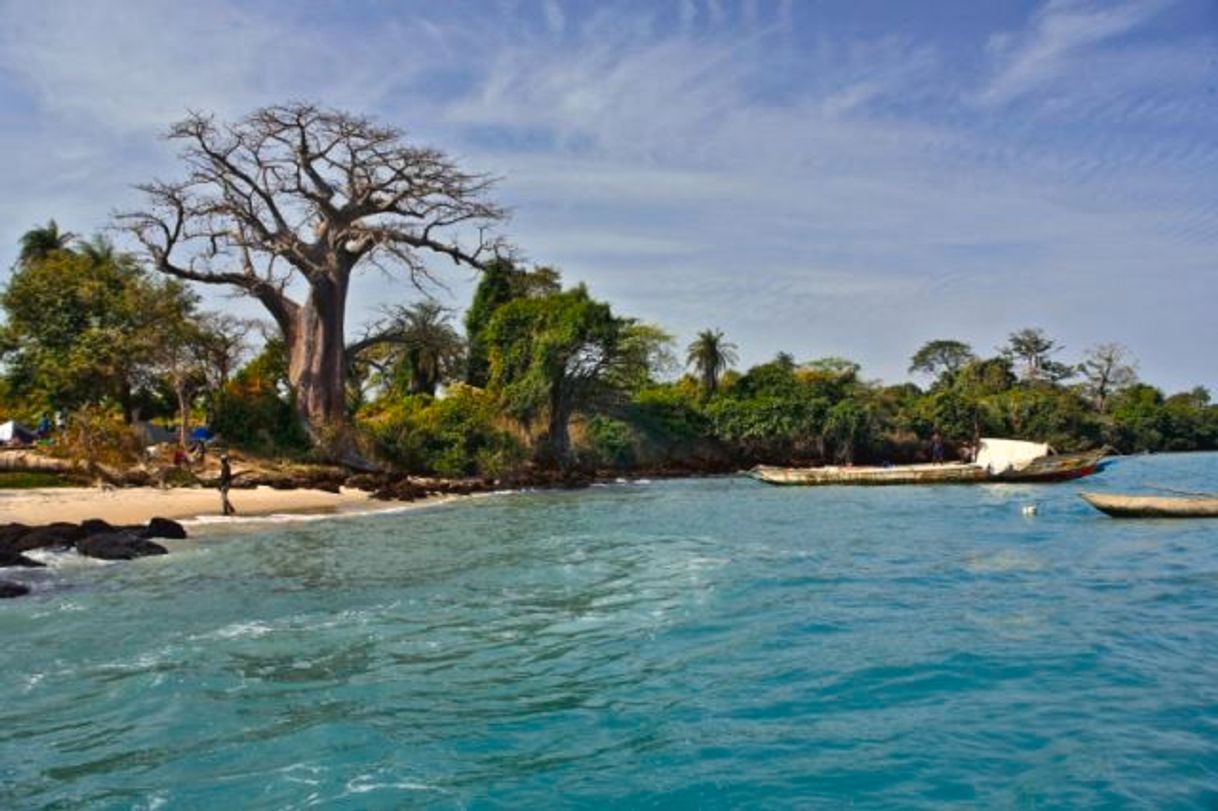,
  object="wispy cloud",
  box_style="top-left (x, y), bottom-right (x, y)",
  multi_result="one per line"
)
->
top-left (979, 0), bottom-right (1175, 106)
top-left (542, 0), bottom-right (565, 35)
top-left (0, 0), bottom-right (1213, 390)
